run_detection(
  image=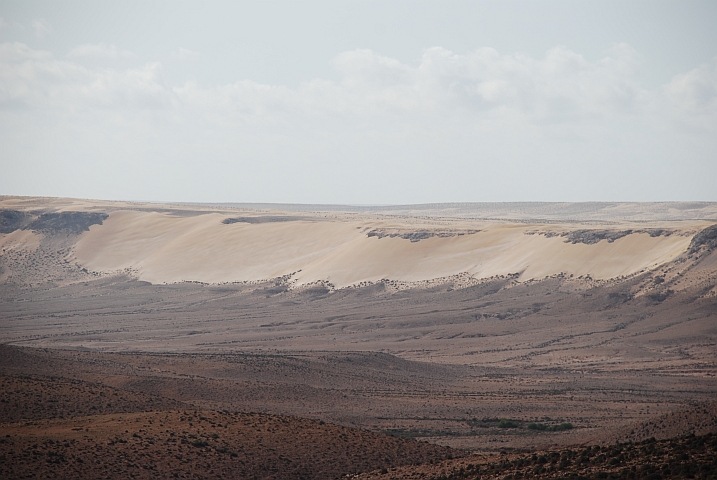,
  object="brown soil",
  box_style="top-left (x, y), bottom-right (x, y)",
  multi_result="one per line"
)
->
top-left (1, 344), bottom-right (715, 454)
top-left (354, 433), bottom-right (717, 479)
top-left (599, 401), bottom-right (717, 445)
top-left (0, 409), bottom-right (457, 480)
top-left (0, 375), bottom-right (184, 423)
